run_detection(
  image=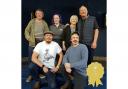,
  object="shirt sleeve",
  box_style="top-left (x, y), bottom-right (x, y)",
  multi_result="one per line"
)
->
top-left (24, 19), bottom-right (32, 41)
top-left (93, 18), bottom-right (99, 30)
top-left (33, 43), bottom-right (40, 54)
top-left (71, 45), bottom-right (88, 68)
